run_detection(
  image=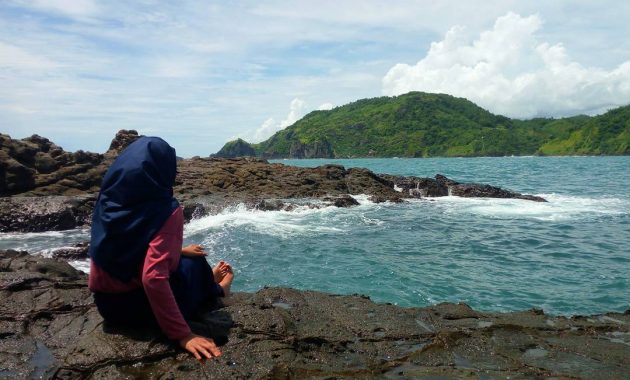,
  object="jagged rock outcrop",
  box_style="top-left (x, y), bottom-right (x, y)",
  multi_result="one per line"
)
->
top-left (0, 196), bottom-right (95, 232)
top-left (173, 160), bottom-right (402, 203)
top-left (0, 134), bottom-right (102, 196)
top-left (0, 130), bottom-right (140, 197)
top-left (104, 129), bottom-right (141, 158)
top-left (1, 251), bottom-right (628, 379)
top-left (45, 241), bottom-right (90, 260)
top-left (381, 174), bottom-right (548, 202)
top-left (323, 194), bottom-right (360, 208)
top-left (0, 131), bottom-right (547, 232)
